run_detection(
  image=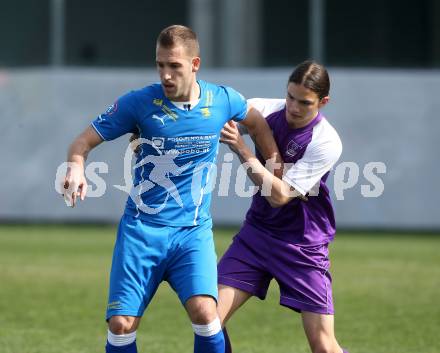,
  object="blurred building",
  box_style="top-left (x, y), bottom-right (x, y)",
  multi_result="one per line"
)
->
top-left (1, 0), bottom-right (440, 68)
